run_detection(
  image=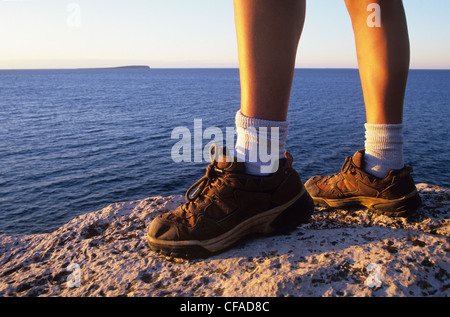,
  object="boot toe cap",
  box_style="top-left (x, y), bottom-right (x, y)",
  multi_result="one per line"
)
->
top-left (305, 176), bottom-right (322, 197)
top-left (148, 215), bottom-right (180, 242)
